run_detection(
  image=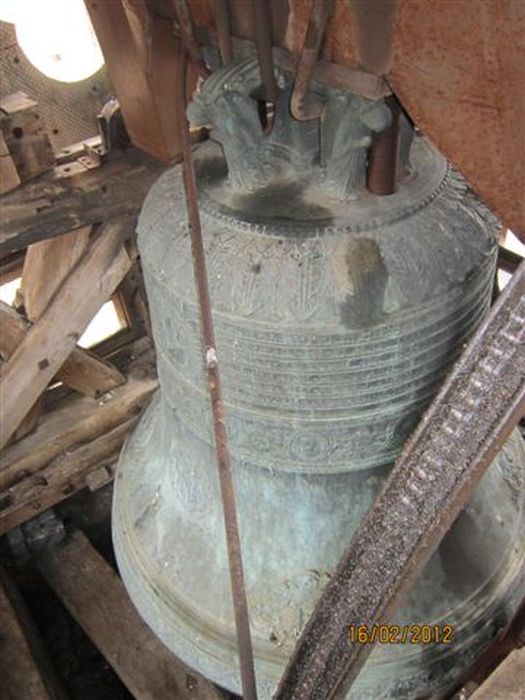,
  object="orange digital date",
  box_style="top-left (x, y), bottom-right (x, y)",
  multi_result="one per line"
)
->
top-left (348, 623), bottom-right (455, 645)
